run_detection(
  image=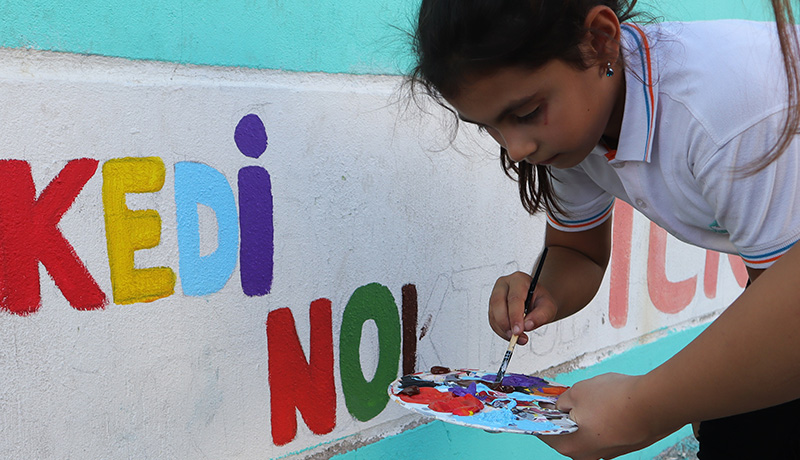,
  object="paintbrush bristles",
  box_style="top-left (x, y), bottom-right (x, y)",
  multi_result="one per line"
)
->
top-left (495, 334), bottom-right (520, 383)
